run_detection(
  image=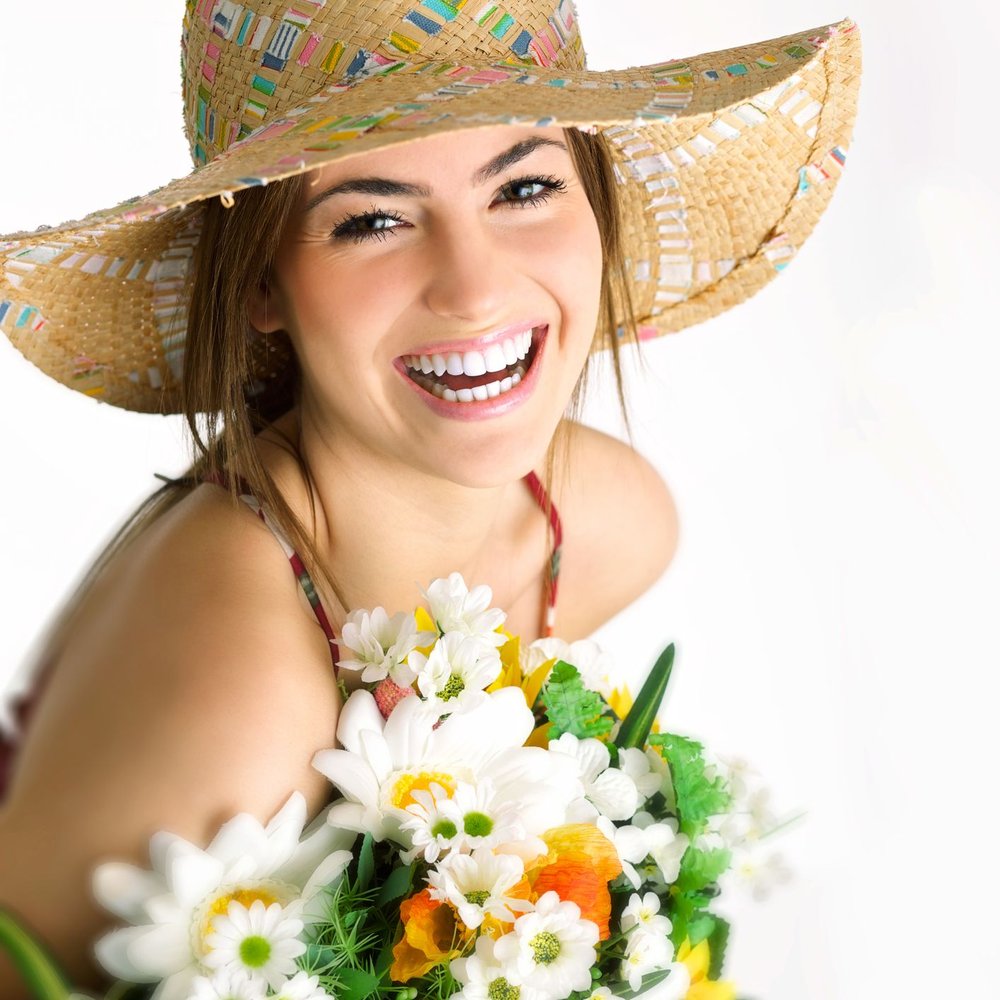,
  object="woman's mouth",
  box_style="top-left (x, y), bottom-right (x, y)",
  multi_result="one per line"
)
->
top-left (399, 325), bottom-right (545, 403)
